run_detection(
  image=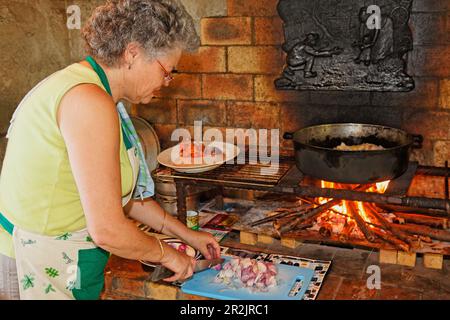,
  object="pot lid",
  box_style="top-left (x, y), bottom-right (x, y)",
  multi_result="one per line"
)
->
top-left (130, 116), bottom-right (161, 173)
